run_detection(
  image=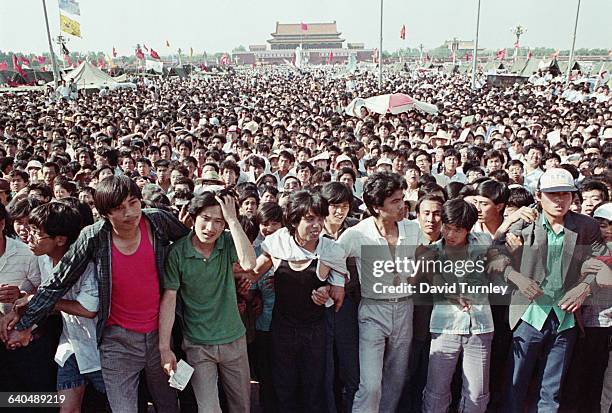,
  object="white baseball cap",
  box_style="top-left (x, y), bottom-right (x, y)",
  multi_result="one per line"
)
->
top-left (593, 203), bottom-right (612, 222)
top-left (537, 168), bottom-right (577, 193)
